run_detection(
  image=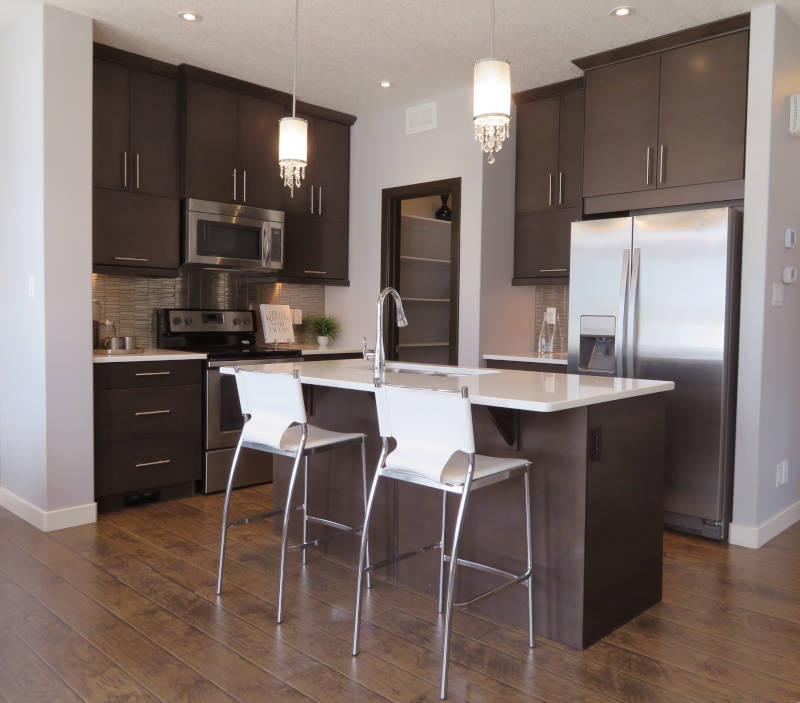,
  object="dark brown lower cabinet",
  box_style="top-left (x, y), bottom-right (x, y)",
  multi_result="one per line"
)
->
top-left (513, 207), bottom-right (579, 284)
top-left (94, 360), bottom-right (203, 510)
top-left (93, 188), bottom-right (180, 272)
